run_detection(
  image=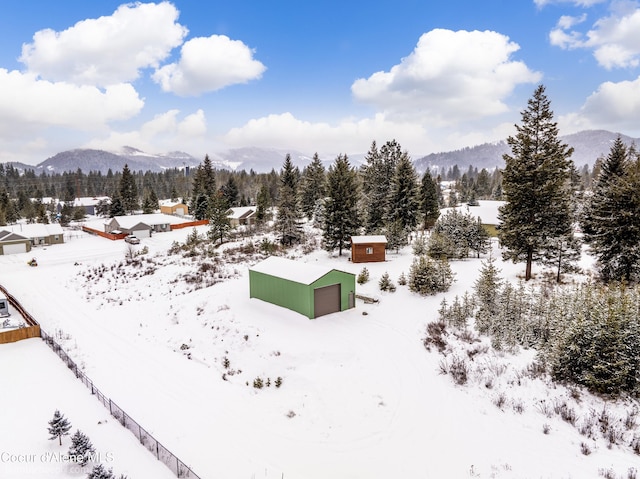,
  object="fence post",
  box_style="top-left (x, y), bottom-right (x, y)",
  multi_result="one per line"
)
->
top-left (109, 399), bottom-right (112, 415)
